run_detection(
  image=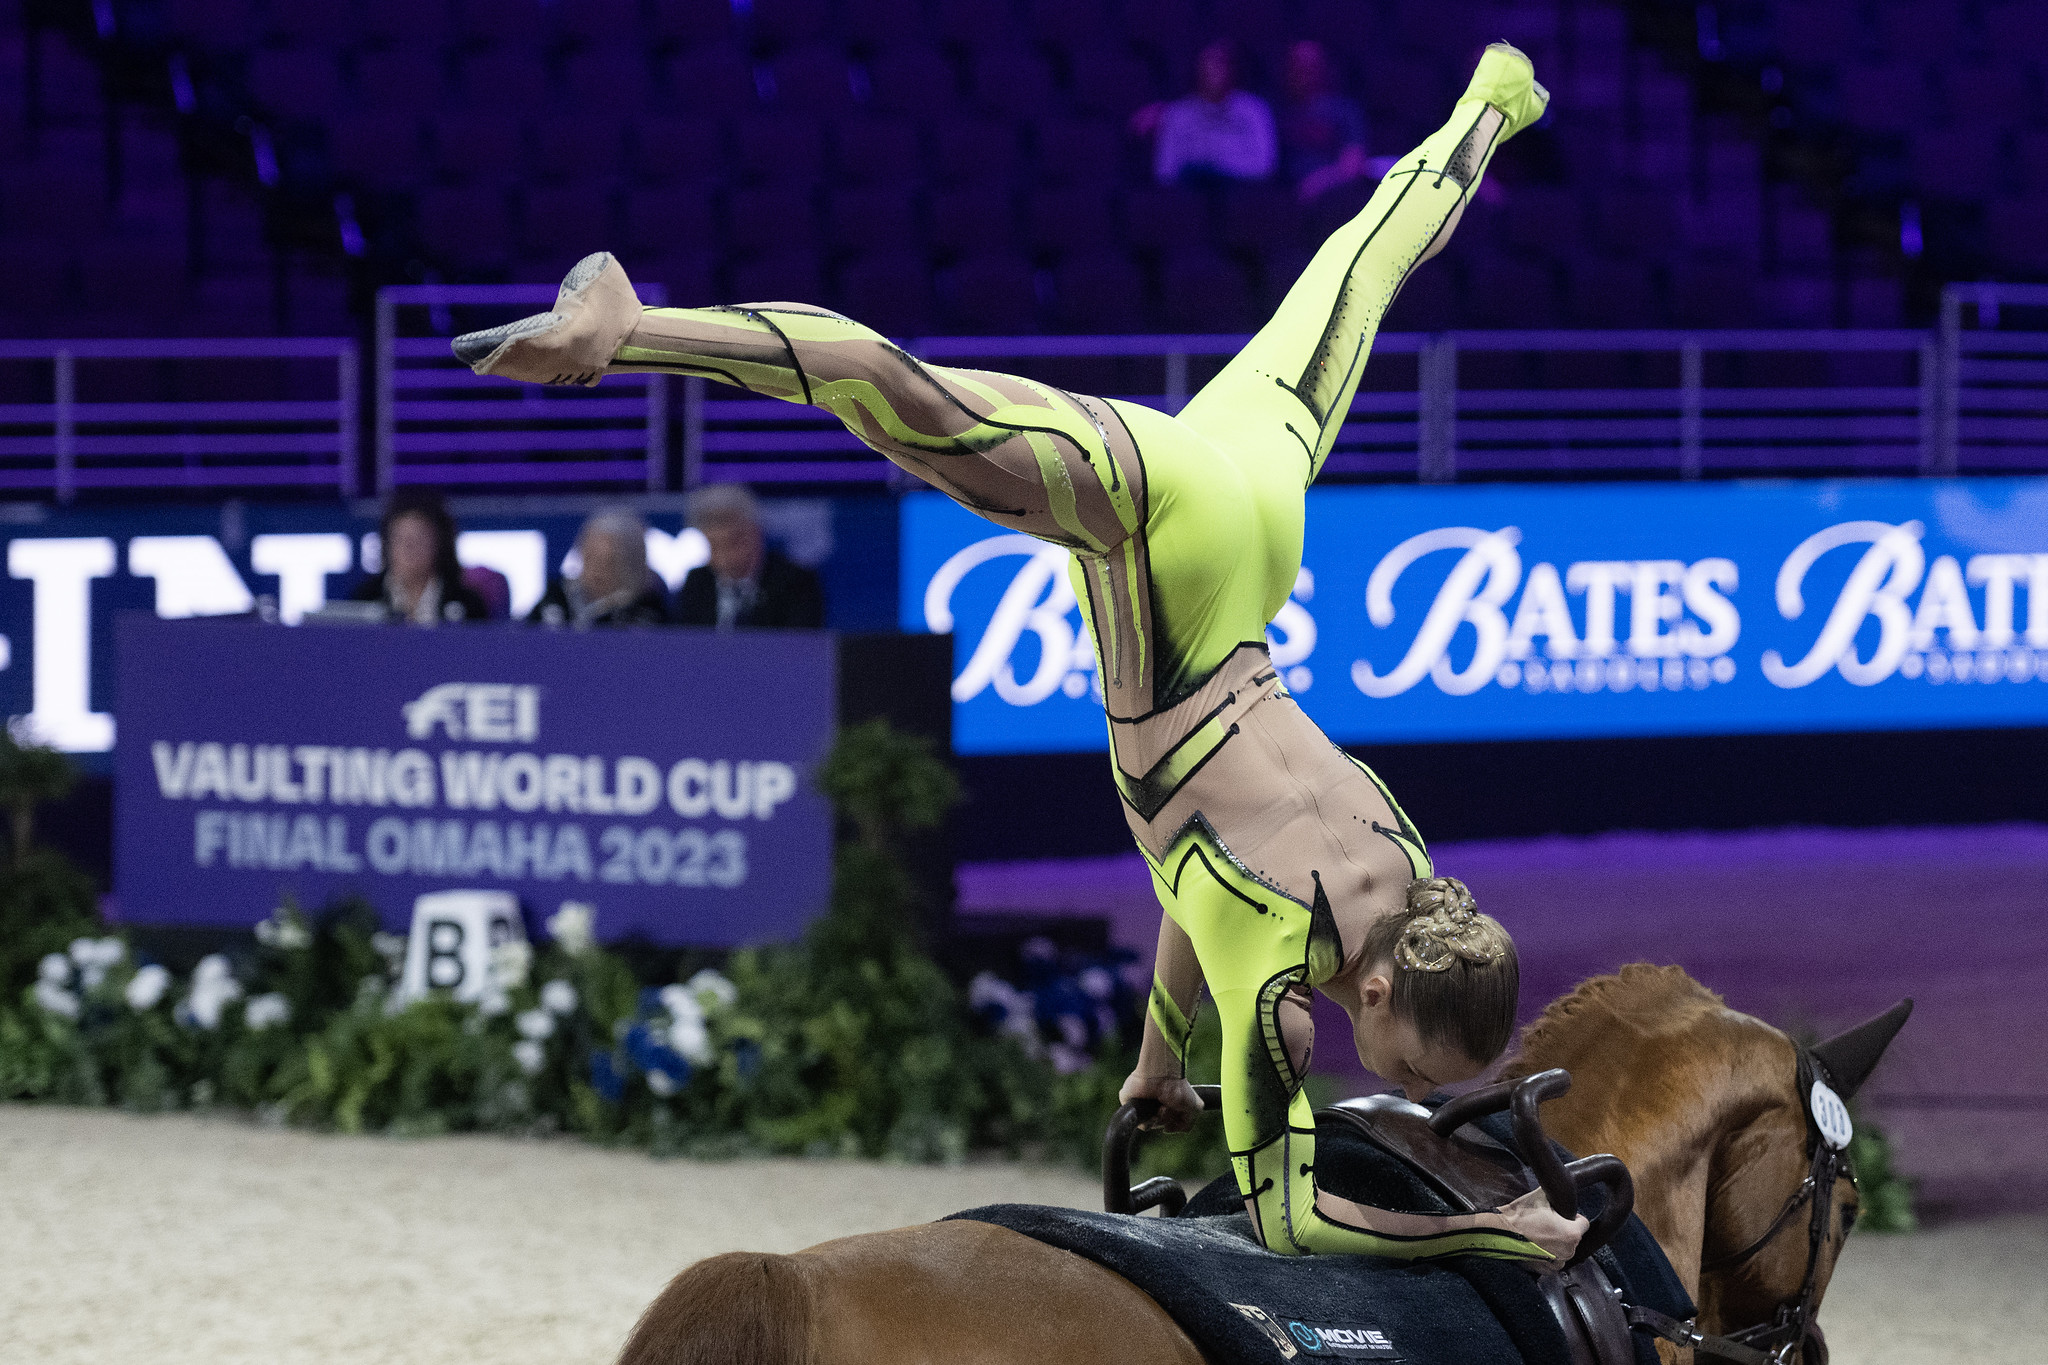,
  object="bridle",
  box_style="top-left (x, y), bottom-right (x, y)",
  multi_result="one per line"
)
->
top-left (1626, 1047), bottom-right (1856, 1365)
